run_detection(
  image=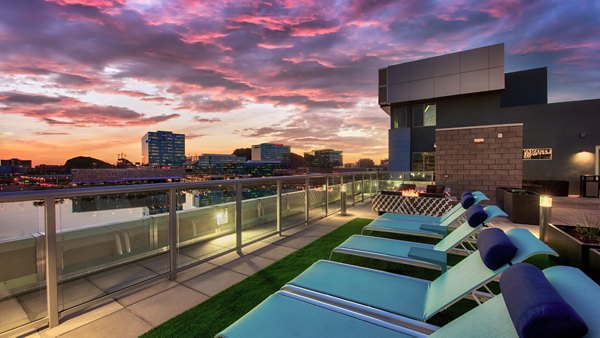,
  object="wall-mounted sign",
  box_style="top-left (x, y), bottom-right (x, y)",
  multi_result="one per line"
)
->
top-left (523, 148), bottom-right (552, 160)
